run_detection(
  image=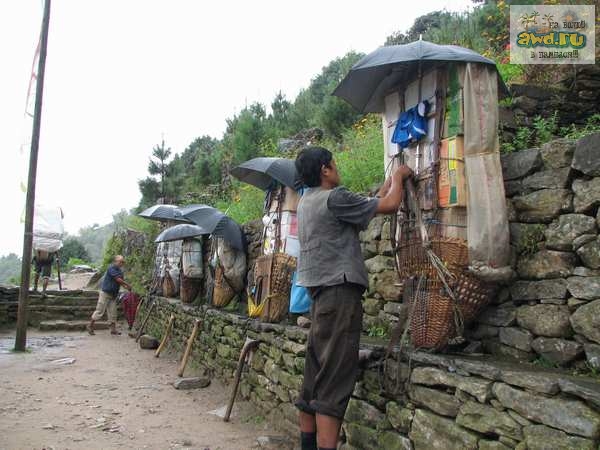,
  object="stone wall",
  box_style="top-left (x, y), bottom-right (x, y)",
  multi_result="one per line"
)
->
top-left (139, 296), bottom-right (600, 449)
top-left (358, 133), bottom-right (600, 371)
